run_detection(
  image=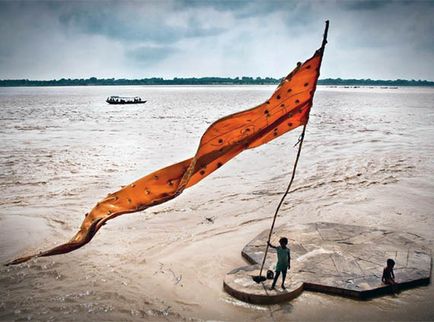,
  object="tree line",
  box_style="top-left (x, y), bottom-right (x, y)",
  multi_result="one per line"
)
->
top-left (0, 77), bottom-right (433, 87)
